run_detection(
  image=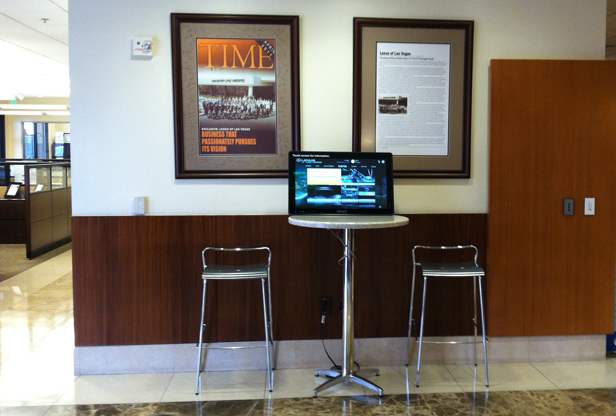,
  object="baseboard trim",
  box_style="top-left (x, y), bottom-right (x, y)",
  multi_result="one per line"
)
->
top-left (74, 335), bottom-right (606, 375)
